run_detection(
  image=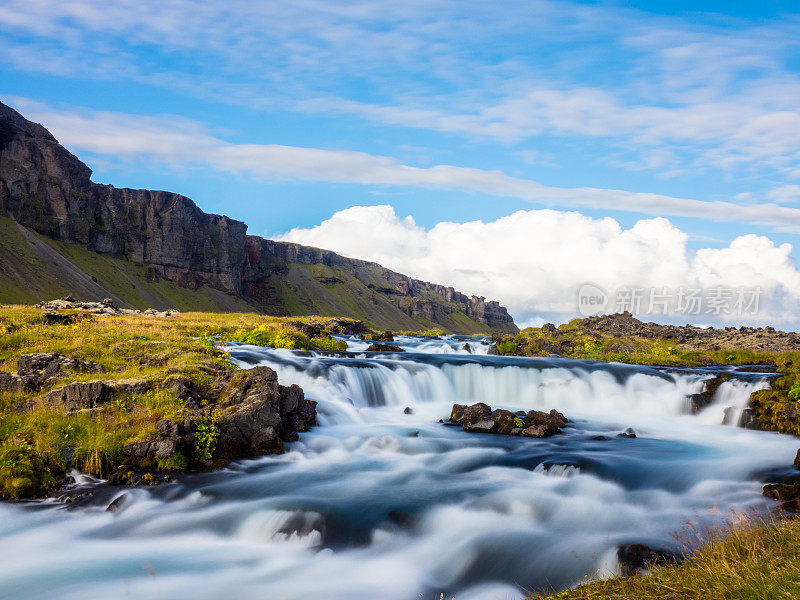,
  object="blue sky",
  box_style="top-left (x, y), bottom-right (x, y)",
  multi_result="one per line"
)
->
top-left (2, 1), bottom-right (800, 325)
